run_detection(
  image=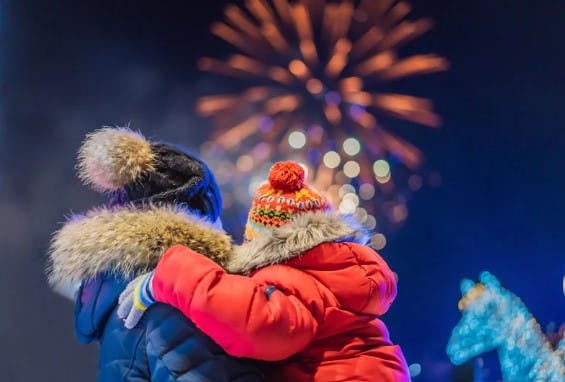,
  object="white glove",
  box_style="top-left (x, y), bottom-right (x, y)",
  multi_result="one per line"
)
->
top-left (117, 271), bottom-right (155, 329)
